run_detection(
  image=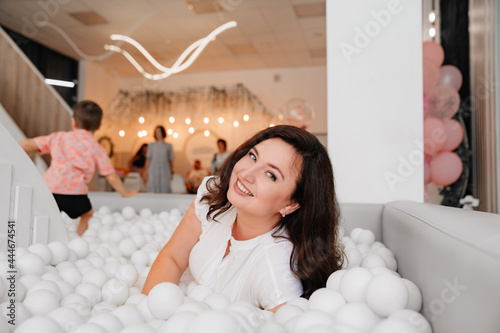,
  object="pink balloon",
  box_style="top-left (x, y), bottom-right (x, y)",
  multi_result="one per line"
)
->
top-left (423, 93), bottom-right (430, 118)
top-left (423, 117), bottom-right (447, 156)
top-left (438, 65), bottom-right (463, 91)
top-left (424, 157), bottom-right (432, 185)
top-left (423, 57), bottom-right (440, 95)
top-left (430, 151), bottom-right (463, 186)
top-left (423, 41), bottom-right (444, 67)
top-left (440, 119), bottom-right (464, 152)
top-left (427, 85), bottom-right (461, 119)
